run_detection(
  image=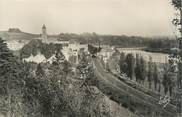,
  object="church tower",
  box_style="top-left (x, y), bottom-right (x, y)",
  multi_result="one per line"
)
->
top-left (42, 24), bottom-right (47, 41)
